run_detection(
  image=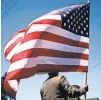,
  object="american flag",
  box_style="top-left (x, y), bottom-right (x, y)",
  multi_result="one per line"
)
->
top-left (4, 3), bottom-right (90, 99)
